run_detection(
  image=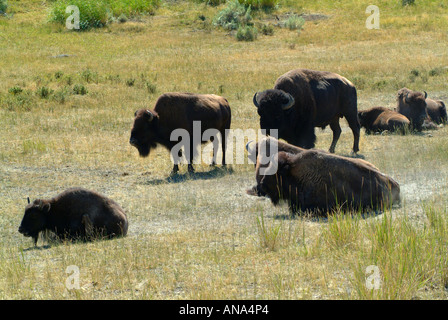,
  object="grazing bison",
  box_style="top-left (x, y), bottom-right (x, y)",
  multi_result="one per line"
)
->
top-left (252, 68), bottom-right (360, 154)
top-left (358, 106), bottom-right (410, 134)
top-left (426, 98), bottom-right (447, 125)
top-left (18, 188), bottom-right (128, 245)
top-left (248, 137), bottom-right (400, 214)
top-left (130, 92), bottom-right (231, 175)
top-left (396, 88), bottom-right (428, 131)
